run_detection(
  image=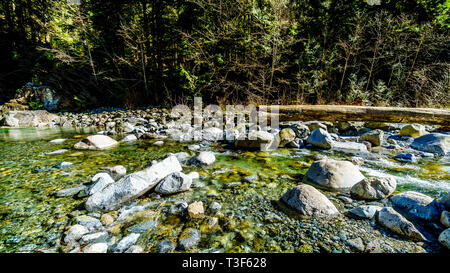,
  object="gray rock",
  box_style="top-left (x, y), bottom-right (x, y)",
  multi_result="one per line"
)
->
top-left (278, 128), bottom-right (296, 147)
top-left (75, 215), bottom-right (102, 230)
top-left (88, 173), bottom-right (115, 195)
top-left (306, 128), bottom-right (334, 149)
top-left (332, 141), bottom-right (368, 153)
top-left (186, 171), bottom-right (200, 180)
top-left (49, 138), bottom-right (66, 144)
top-left (125, 245), bottom-right (144, 253)
top-left (360, 129), bottom-right (384, 146)
top-left (349, 205), bottom-right (382, 219)
top-left (113, 233), bottom-right (140, 253)
top-left (2, 110), bottom-right (58, 128)
top-left (208, 202), bottom-right (222, 213)
top-left (54, 162), bottom-right (73, 169)
top-left (79, 231), bottom-right (109, 245)
top-left (74, 135), bottom-right (119, 150)
top-left (154, 172), bottom-right (192, 195)
top-left (410, 133), bottom-right (449, 156)
top-left (157, 240), bottom-right (175, 253)
top-left (54, 185), bottom-right (86, 197)
top-left (128, 220), bottom-right (157, 233)
top-left (103, 165), bottom-right (126, 180)
top-left (286, 122), bottom-right (310, 139)
top-left (153, 140), bottom-right (164, 146)
top-left (400, 124), bottom-right (427, 137)
top-left (441, 193), bottom-right (450, 210)
top-left (188, 151), bottom-right (216, 166)
top-left (440, 211), bottom-right (450, 228)
top-left (235, 131), bottom-right (278, 151)
top-left (44, 149), bottom-right (68, 155)
top-left (171, 202), bottom-right (188, 216)
top-left (121, 134), bottom-right (137, 142)
top-left (305, 158), bottom-right (365, 191)
top-left (438, 228), bottom-right (450, 249)
top-left (85, 155), bottom-right (182, 211)
top-left (376, 207), bottom-right (426, 241)
top-left (391, 191), bottom-right (443, 222)
top-left (395, 153), bottom-right (417, 162)
top-left (281, 184), bottom-right (339, 217)
top-left (179, 229), bottom-right (201, 250)
top-left (345, 237), bottom-right (365, 252)
top-left (350, 177), bottom-right (397, 200)
top-left (202, 127), bottom-right (224, 141)
top-left (64, 225), bottom-right (89, 244)
top-left (83, 243), bottom-right (108, 253)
